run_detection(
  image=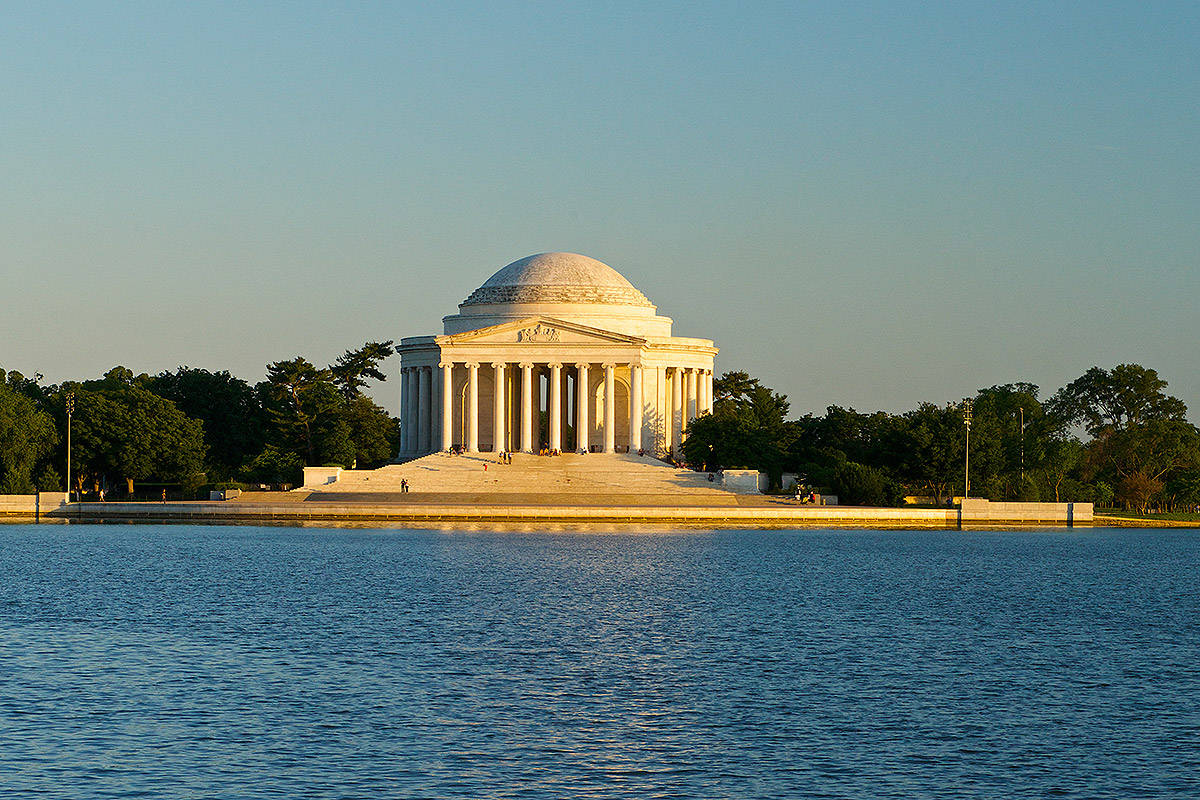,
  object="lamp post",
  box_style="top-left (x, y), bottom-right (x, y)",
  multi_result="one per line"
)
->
top-left (962, 398), bottom-right (973, 499)
top-left (1017, 406), bottom-right (1024, 486)
top-left (64, 392), bottom-right (74, 503)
